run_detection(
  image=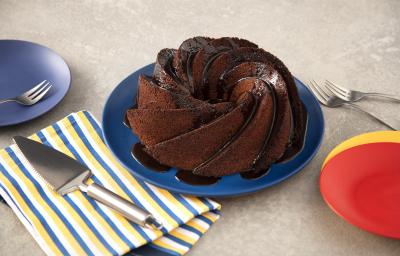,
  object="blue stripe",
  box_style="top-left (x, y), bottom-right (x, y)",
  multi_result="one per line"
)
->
top-left (164, 233), bottom-right (192, 249)
top-left (0, 162), bottom-right (69, 254)
top-left (66, 115), bottom-right (153, 242)
top-left (83, 111), bottom-right (104, 140)
top-left (0, 183), bottom-right (32, 227)
top-left (199, 198), bottom-right (213, 211)
top-left (195, 215), bottom-right (213, 226)
top-left (147, 243), bottom-right (180, 256)
top-left (133, 177), bottom-right (185, 224)
top-left (35, 132), bottom-right (119, 255)
top-left (7, 148), bottom-right (95, 255)
top-left (41, 127), bottom-right (135, 249)
top-left (170, 193), bottom-right (200, 216)
top-left (180, 224), bottom-right (203, 237)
